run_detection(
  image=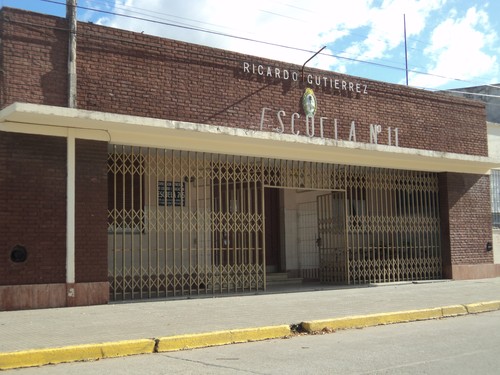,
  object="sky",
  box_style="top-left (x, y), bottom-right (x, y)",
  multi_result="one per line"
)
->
top-left (2, 0), bottom-right (500, 91)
